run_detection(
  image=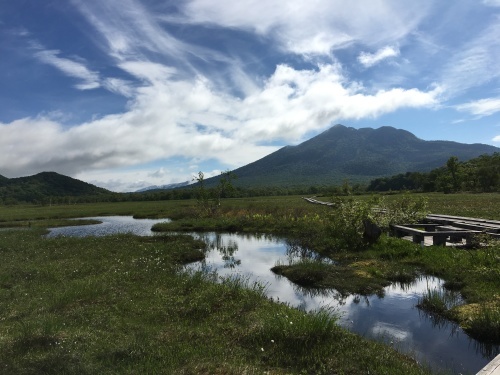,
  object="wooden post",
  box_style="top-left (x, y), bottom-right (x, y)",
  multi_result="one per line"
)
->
top-left (413, 234), bottom-right (424, 244)
top-left (433, 234), bottom-right (448, 246)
